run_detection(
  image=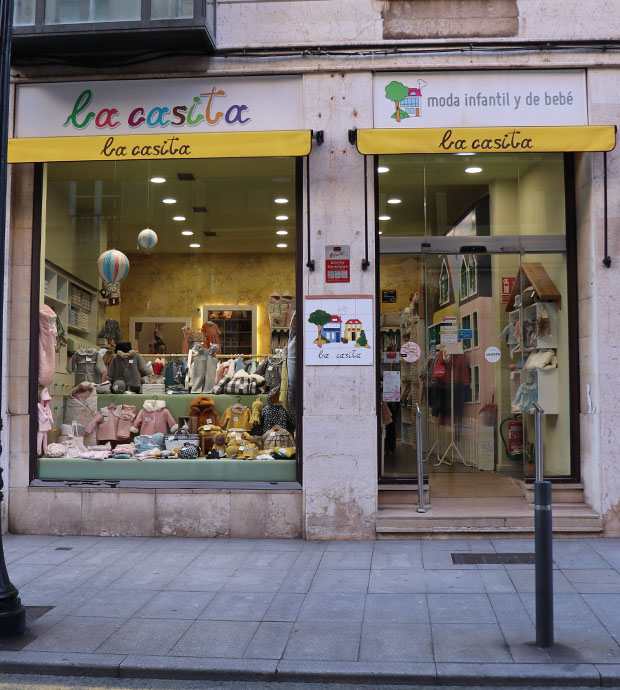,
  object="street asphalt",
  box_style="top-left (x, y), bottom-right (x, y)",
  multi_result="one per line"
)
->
top-left (2, 534), bottom-right (620, 686)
